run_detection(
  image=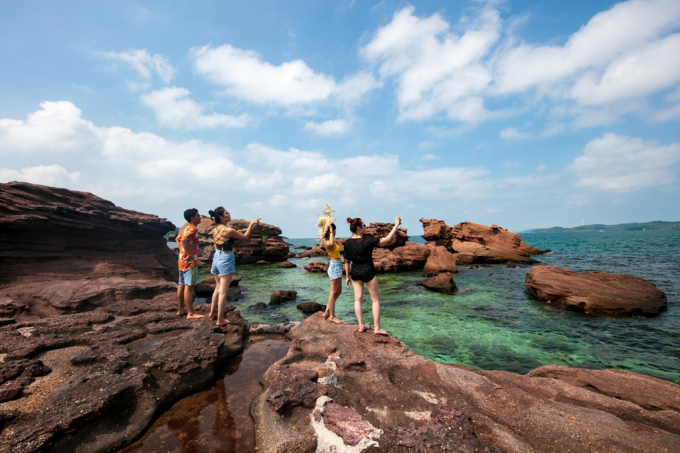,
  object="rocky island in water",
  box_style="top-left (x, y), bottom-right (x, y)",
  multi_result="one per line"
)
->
top-left (1, 182), bottom-right (678, 453)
